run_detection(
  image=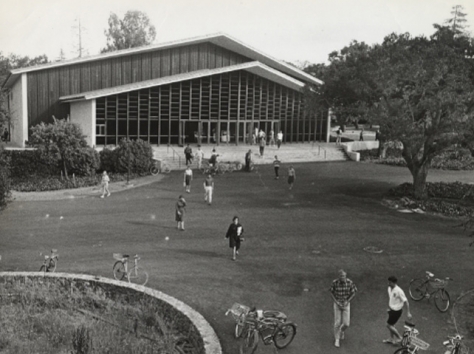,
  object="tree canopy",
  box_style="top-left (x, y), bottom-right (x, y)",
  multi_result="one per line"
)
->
top-left (304, 24), bottom-right (474, 199)
top-left (102, 10), bottom-right (156, 53)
